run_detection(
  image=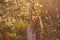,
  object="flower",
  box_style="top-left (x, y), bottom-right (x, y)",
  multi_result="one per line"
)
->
top-left (4, 32), bottom-right (8, 36)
